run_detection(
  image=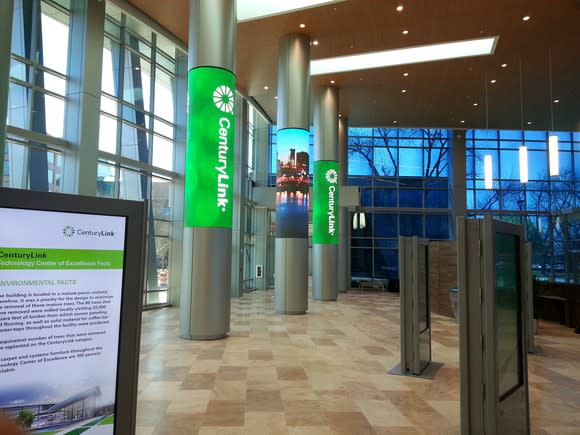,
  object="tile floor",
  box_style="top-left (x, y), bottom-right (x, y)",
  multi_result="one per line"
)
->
top-left (136, 290), bottom-right (580, 435)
